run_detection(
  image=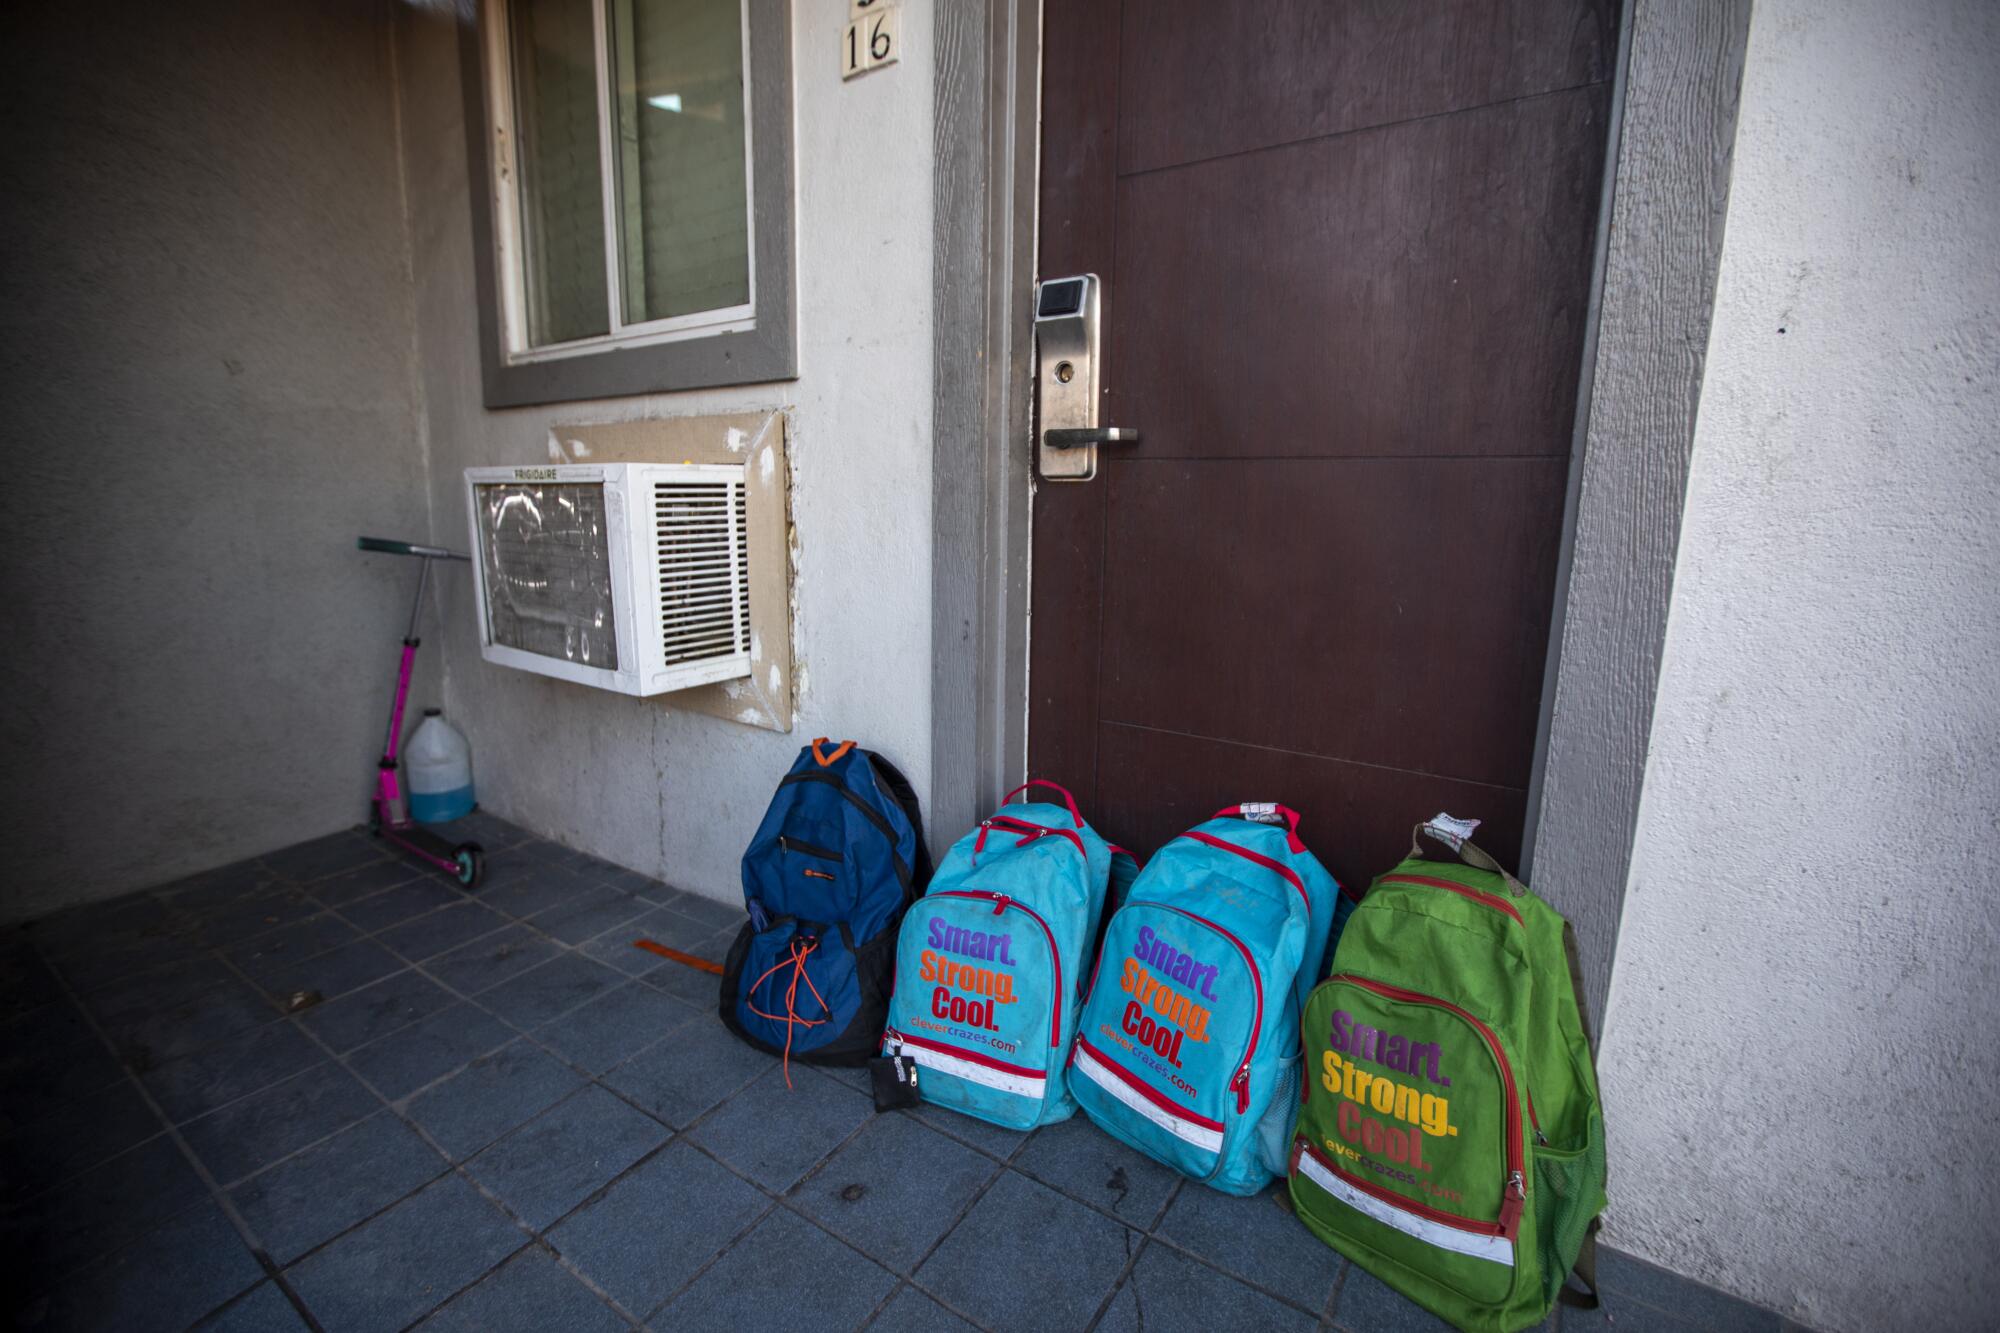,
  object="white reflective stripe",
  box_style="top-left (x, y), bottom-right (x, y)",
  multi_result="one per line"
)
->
top-left (1072, 1045), bottom-right (1223, 1154)
top-left (894, 1041), bottom-right (1045, 1100)
top-left (1295, 1149), bottom-right (1514, 1268)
